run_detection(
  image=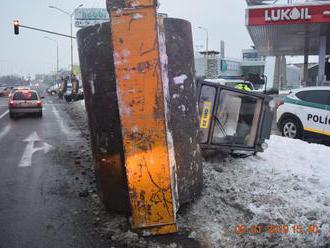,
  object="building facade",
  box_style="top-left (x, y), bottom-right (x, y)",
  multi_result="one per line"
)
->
top-left (195, 51), bottom-right (242, 78)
